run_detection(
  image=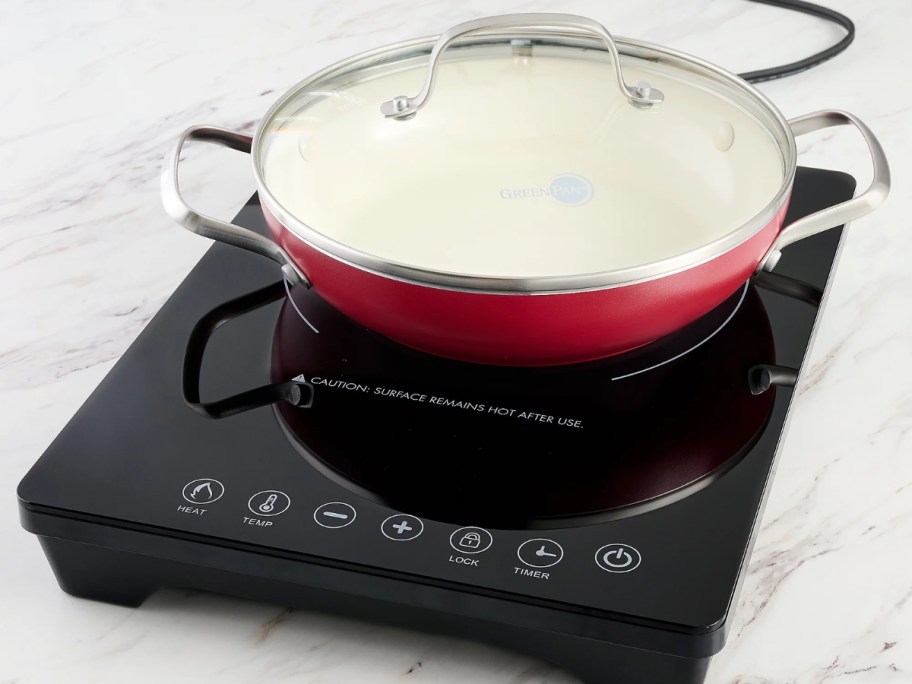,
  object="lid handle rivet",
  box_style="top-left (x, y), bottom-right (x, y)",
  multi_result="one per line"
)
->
top-left (380, 95), bottom-right (417, 120)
